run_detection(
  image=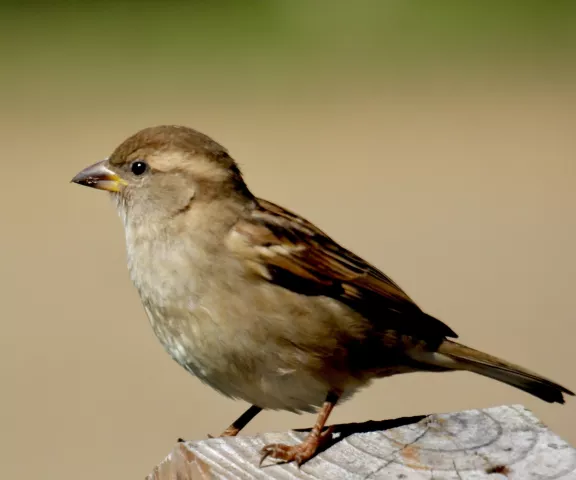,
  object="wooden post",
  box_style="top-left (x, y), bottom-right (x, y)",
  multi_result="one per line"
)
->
top-left (146, 404), bottom-right (576, 479)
